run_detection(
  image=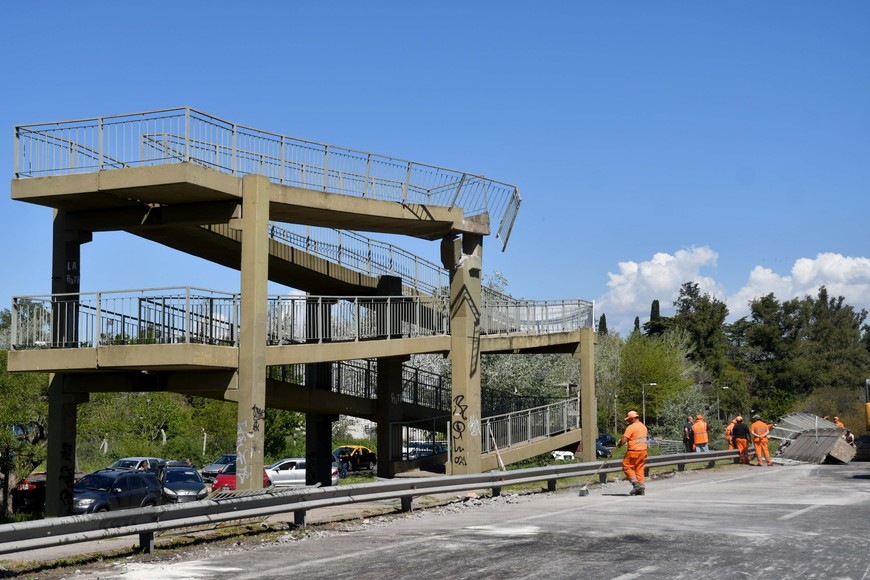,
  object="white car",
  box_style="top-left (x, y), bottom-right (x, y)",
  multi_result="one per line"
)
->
top-left (265, 458), bottom-right (340, 487)
top-left (551, 450), bottom-right (575, 461)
